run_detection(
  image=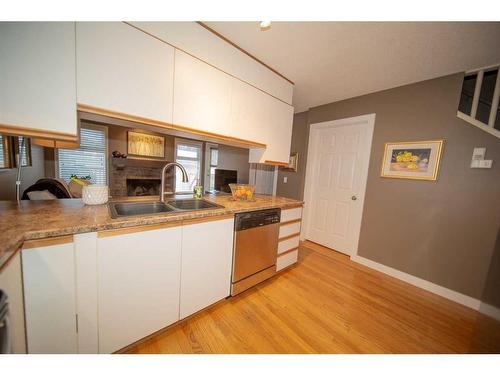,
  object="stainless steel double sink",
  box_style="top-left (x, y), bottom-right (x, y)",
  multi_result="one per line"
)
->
top-left (109, 199), bottom-right (224, 219)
